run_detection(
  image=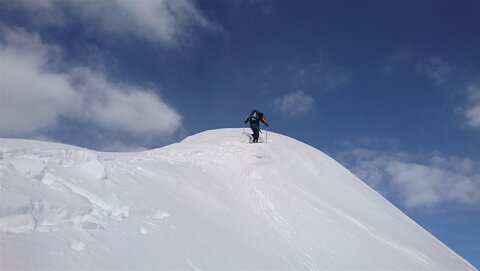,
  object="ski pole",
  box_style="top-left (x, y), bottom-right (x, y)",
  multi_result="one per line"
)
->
top-left (265, 126), bottom-right (268, 144)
